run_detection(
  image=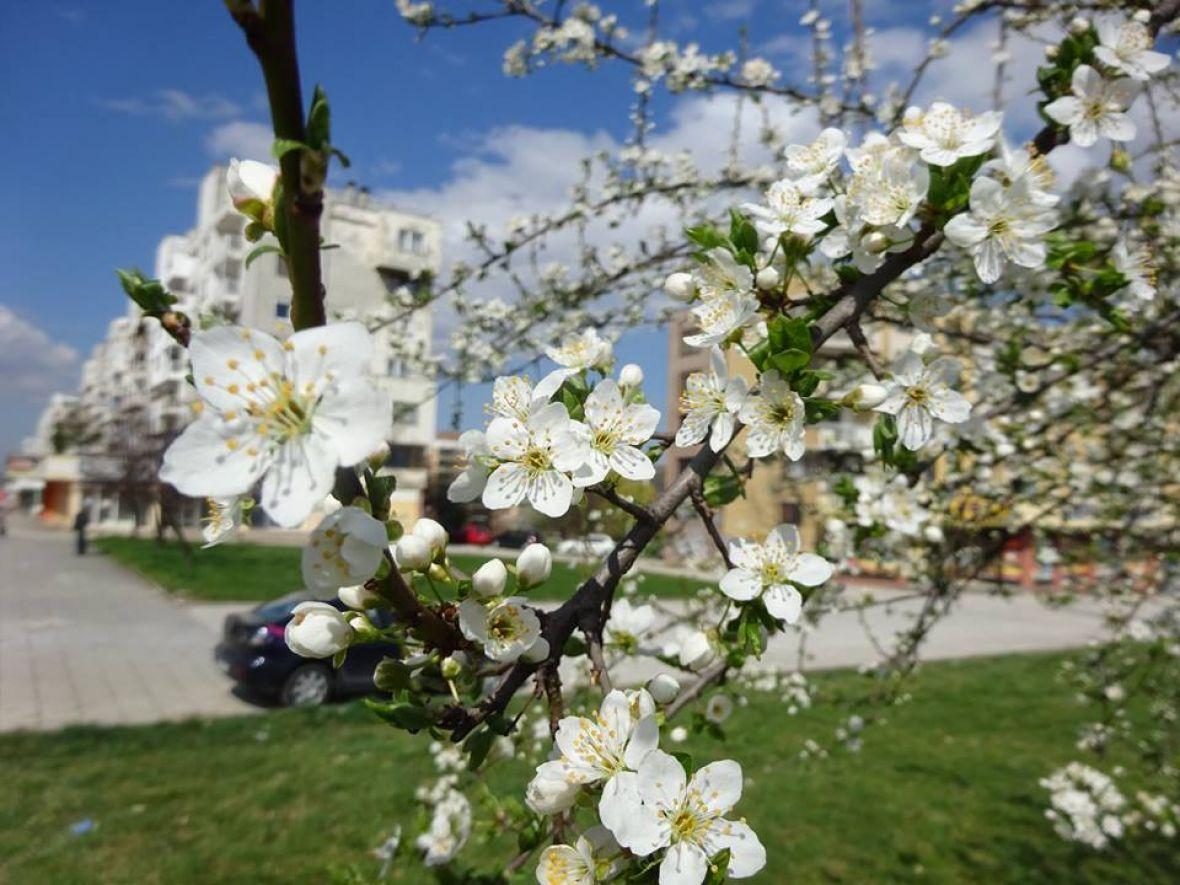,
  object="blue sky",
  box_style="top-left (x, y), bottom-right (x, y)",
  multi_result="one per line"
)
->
top-left (0, 0), bottom-right (1122, 457)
